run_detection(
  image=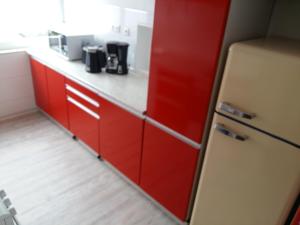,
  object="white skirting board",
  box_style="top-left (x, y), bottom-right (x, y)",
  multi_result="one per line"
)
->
top-left (0, 109), bottom-right (38, 123)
